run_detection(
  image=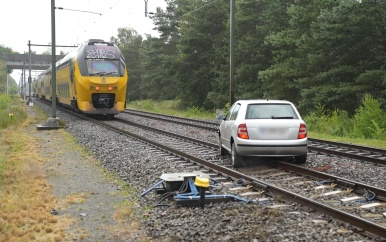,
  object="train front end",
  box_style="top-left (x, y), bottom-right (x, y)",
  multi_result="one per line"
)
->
top-left (74, 40), bottom-right (128, 116)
